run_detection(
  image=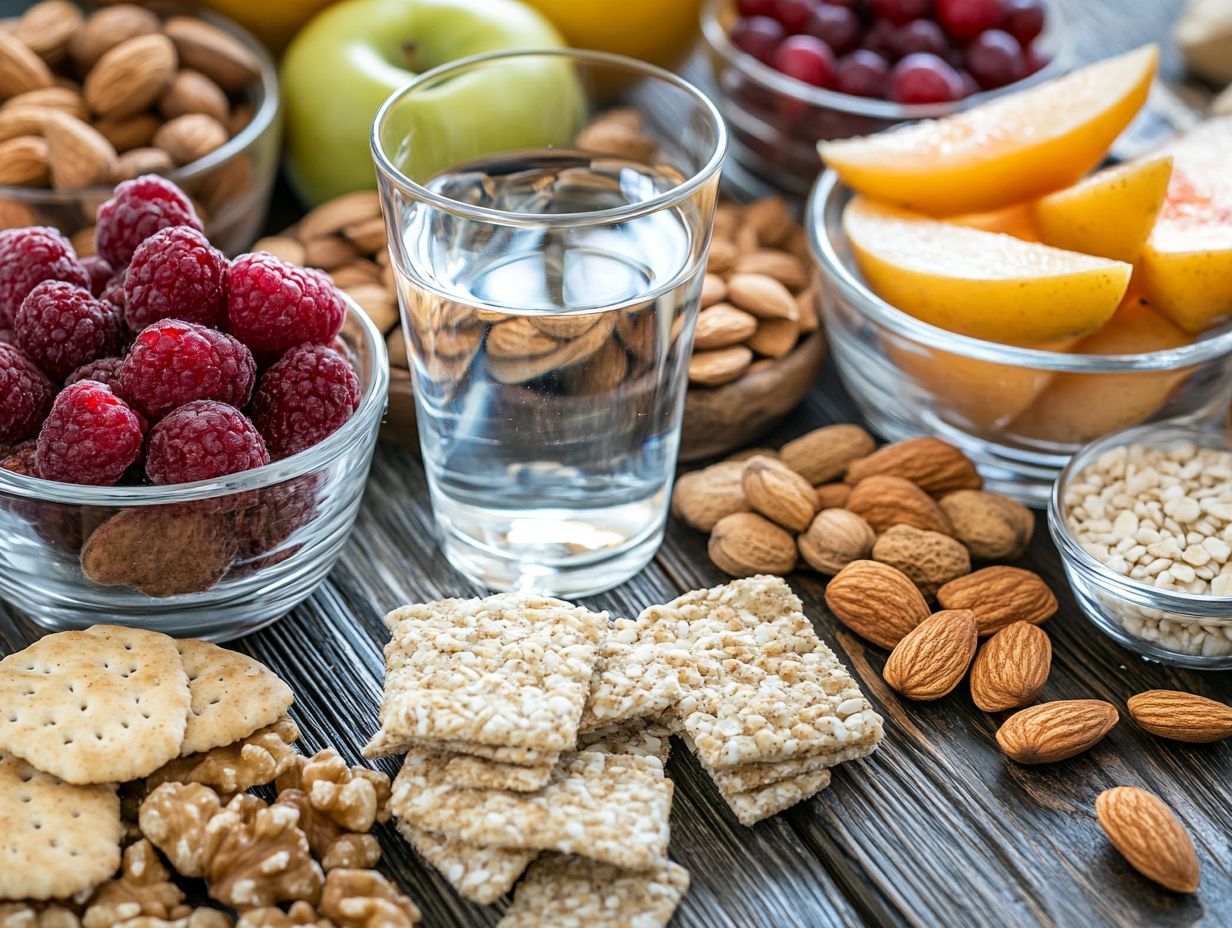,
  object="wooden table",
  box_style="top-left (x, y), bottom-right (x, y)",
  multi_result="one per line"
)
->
top-left (4, 1), bottom-right (1230, 925)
